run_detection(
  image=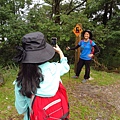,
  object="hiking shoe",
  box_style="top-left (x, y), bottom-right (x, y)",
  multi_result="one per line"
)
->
top-left (82, 79), bottom-right (87, 83)
top-left (72, 76), bottom-right (78, 79)
top-left (88, 77), bottom-right (94, 80)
